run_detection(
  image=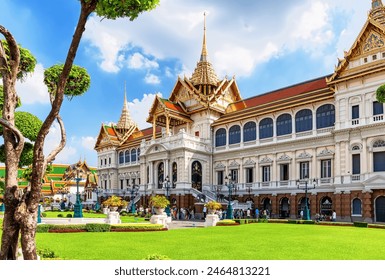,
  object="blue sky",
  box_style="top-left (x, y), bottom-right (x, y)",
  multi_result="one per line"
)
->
top-left (0, 0), bottom-right (370, 167)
